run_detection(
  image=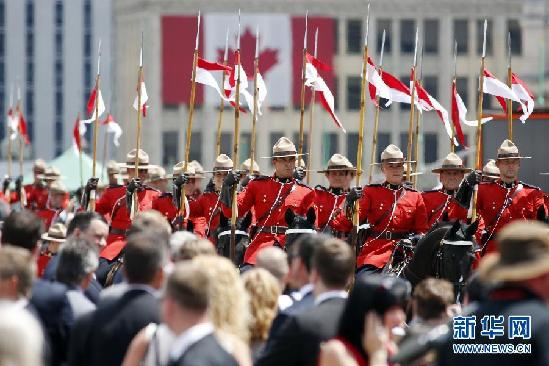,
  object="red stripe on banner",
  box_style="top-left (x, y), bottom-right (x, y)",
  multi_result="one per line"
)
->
top-left (451, 83), bottom-right (466, 147)
top-left (86, 88), bottom-right (96, 117)
top-left (73, 118), bottom-right (81, 151)
top-left (198, 58), bottom-right (232, 72)
top-left (512, 73), bottom-right (535, 99)
top-left (162, 16), bottom-right (204, 105)
top-left (292, 17), bottom-right (335, 107)
top-left (306, 52), bottom-right (331, 72)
